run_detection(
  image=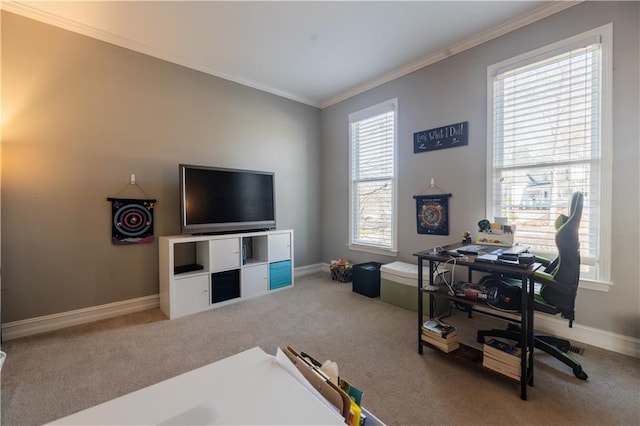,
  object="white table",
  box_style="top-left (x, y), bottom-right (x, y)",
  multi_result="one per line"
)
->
top-left (50, 347), bottom-right (345, 425)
